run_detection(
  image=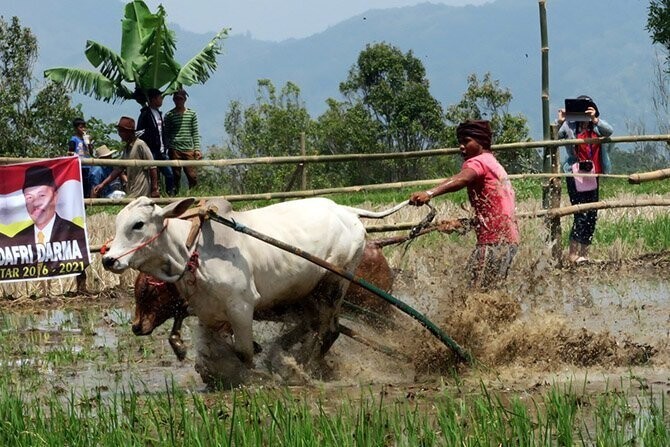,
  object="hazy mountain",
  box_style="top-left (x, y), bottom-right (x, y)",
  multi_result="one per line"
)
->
top-left (1, 0), bottom-right (659, 147)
